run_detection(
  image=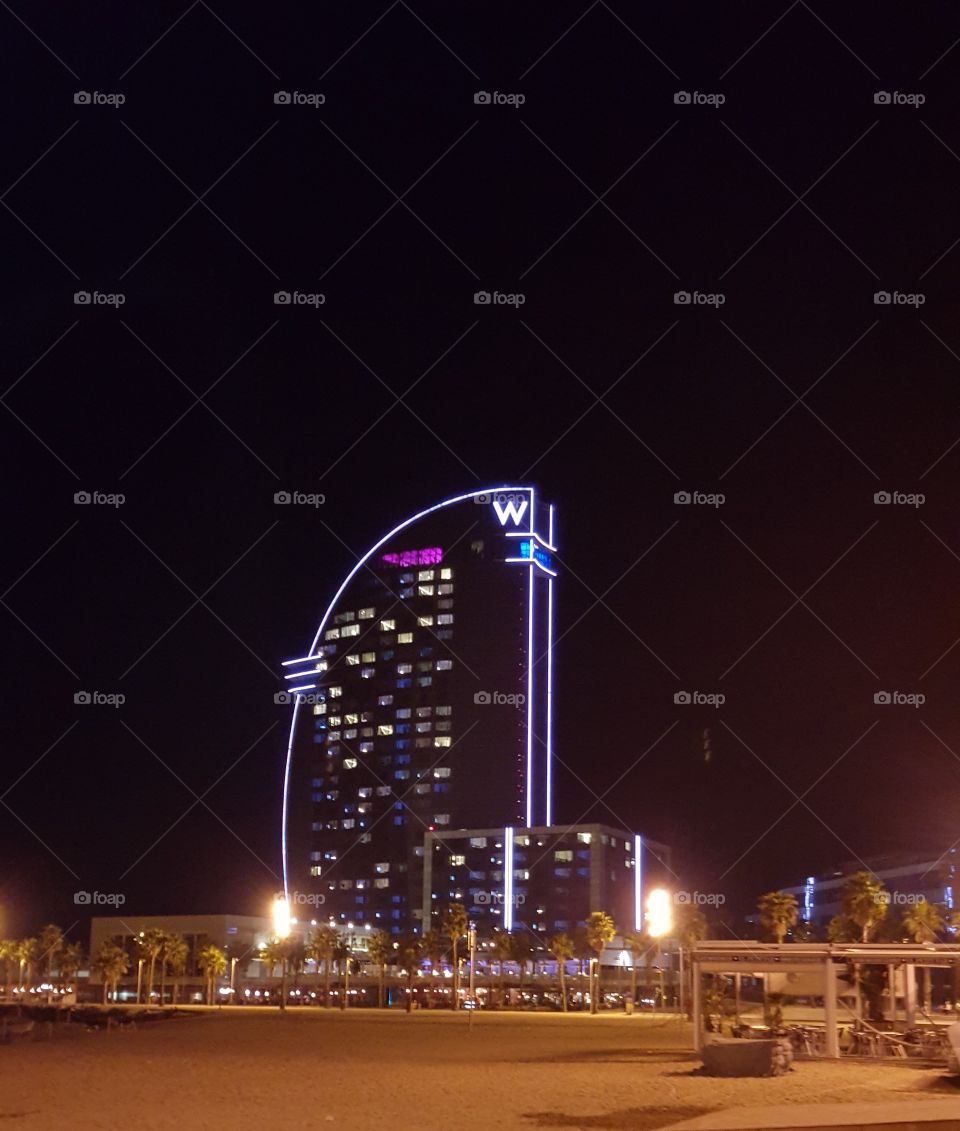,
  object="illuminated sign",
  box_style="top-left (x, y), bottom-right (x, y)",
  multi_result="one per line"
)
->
top-left (380, 547), bottom-right (443, 567)
top-left (493, 497), bottom-right (529, 527)
top-left (518, 540), bottom-right (552, 570)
